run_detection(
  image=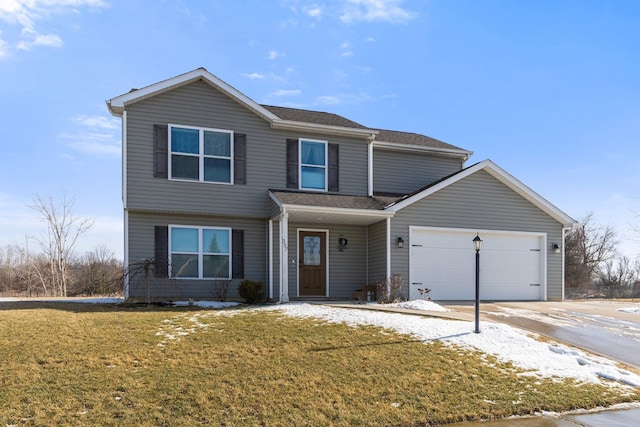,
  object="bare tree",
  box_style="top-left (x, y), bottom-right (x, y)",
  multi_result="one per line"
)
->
top-left (74, 245), bottom-right (123, 296)
top-left (30, 193), bottom-right (93, 297)
top-left (599, 256), bottom-right (637, 288)
top-left (565, 213), bottom-right (618, 288)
